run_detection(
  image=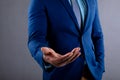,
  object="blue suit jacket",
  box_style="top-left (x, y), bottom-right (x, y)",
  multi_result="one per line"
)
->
top-left (28, 0), bottom-right (105, 80)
